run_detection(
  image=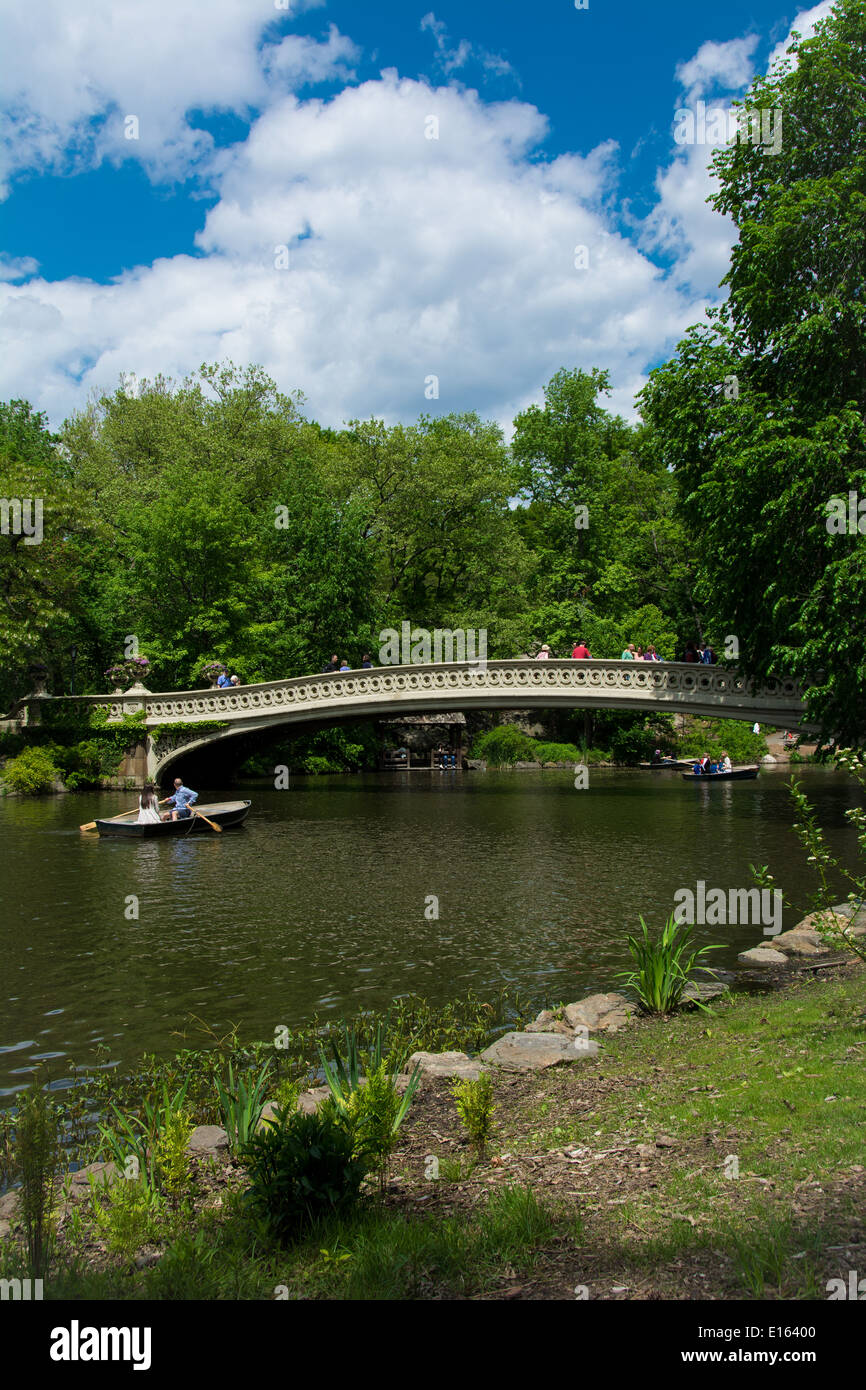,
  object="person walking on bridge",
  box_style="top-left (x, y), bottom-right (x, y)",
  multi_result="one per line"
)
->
top-left (571, 640), bottom-right (591, 659)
